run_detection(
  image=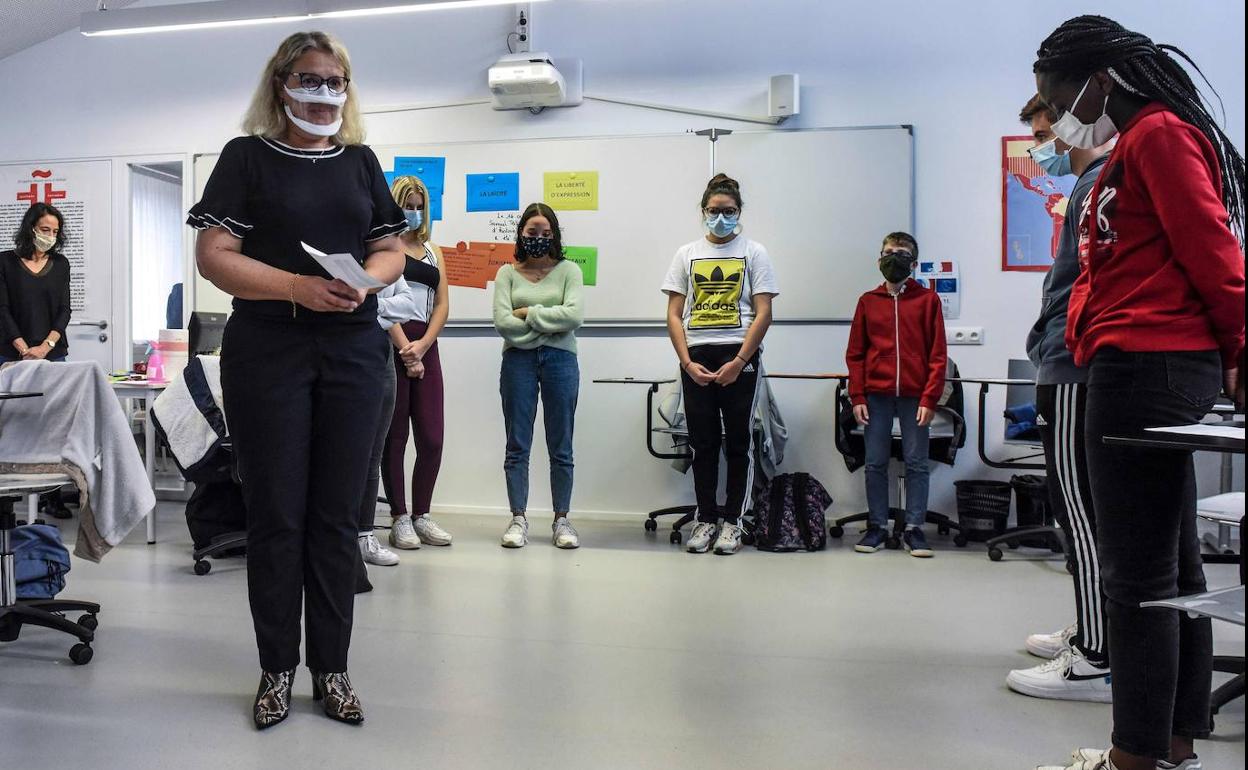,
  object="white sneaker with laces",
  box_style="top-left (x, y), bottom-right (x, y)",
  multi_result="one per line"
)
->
top-left (713, 522), bottom-right (745, 555)
top-left (388, 515), bottom-right (421, 550)
top-left (414, 515), bottom-right (452, 546)
top-left (1026, 622), bottom-right (1077, 659)
top-left (552, 517), bottom-right (580, 549)
top-left (1036, 748), bottom-right (1113, 770)
top-left (359, 533), bottom-right (400, 566)
top-left (1008, 647), bottom-right (1112, 703)
top-left (1039, 749), bottom-right (1202, 770)
top-left (686, 522), bottom-right (717, 554)
top-left (501, 516), bottom-right (529, 548)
